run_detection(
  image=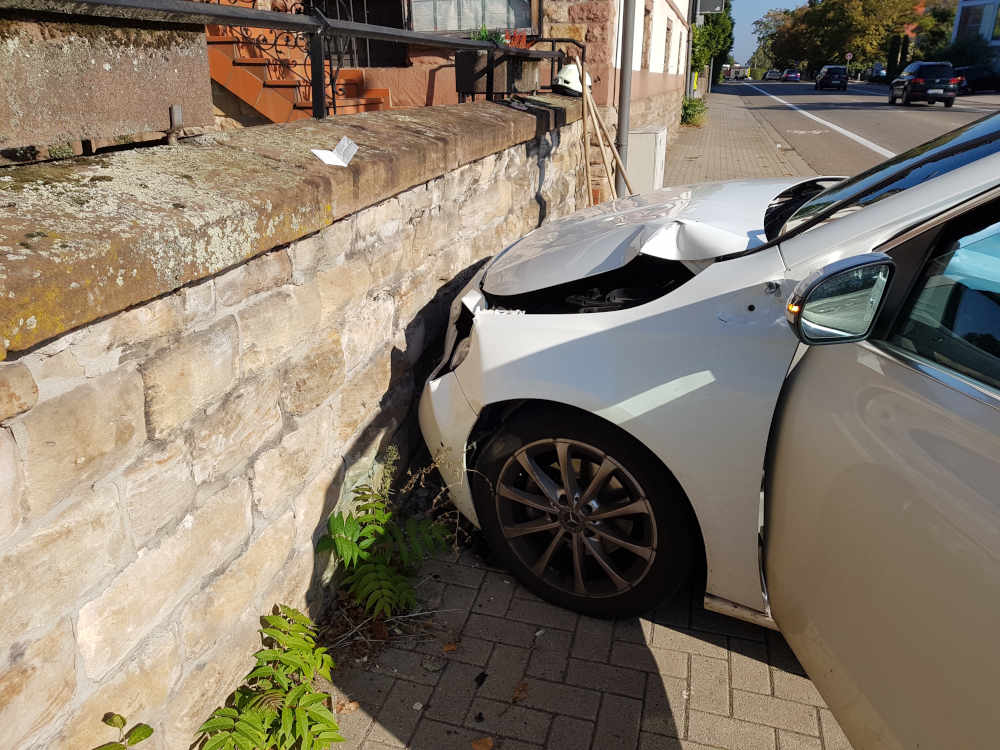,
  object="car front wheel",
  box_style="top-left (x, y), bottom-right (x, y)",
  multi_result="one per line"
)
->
top-left (472, 407), bottom-right (695, 617)
top-left (945, 98), bottom-right (955, 108)
top-left (888, 89), bottom-right (897, 104)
